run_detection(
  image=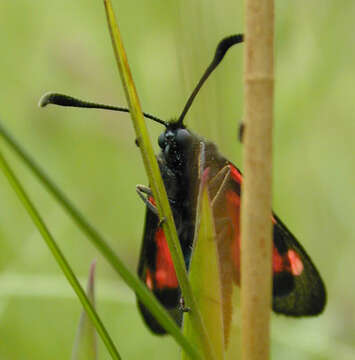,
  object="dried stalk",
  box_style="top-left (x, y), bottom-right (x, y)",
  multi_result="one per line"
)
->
top-left (241, 0), bottom-right (274, 359)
